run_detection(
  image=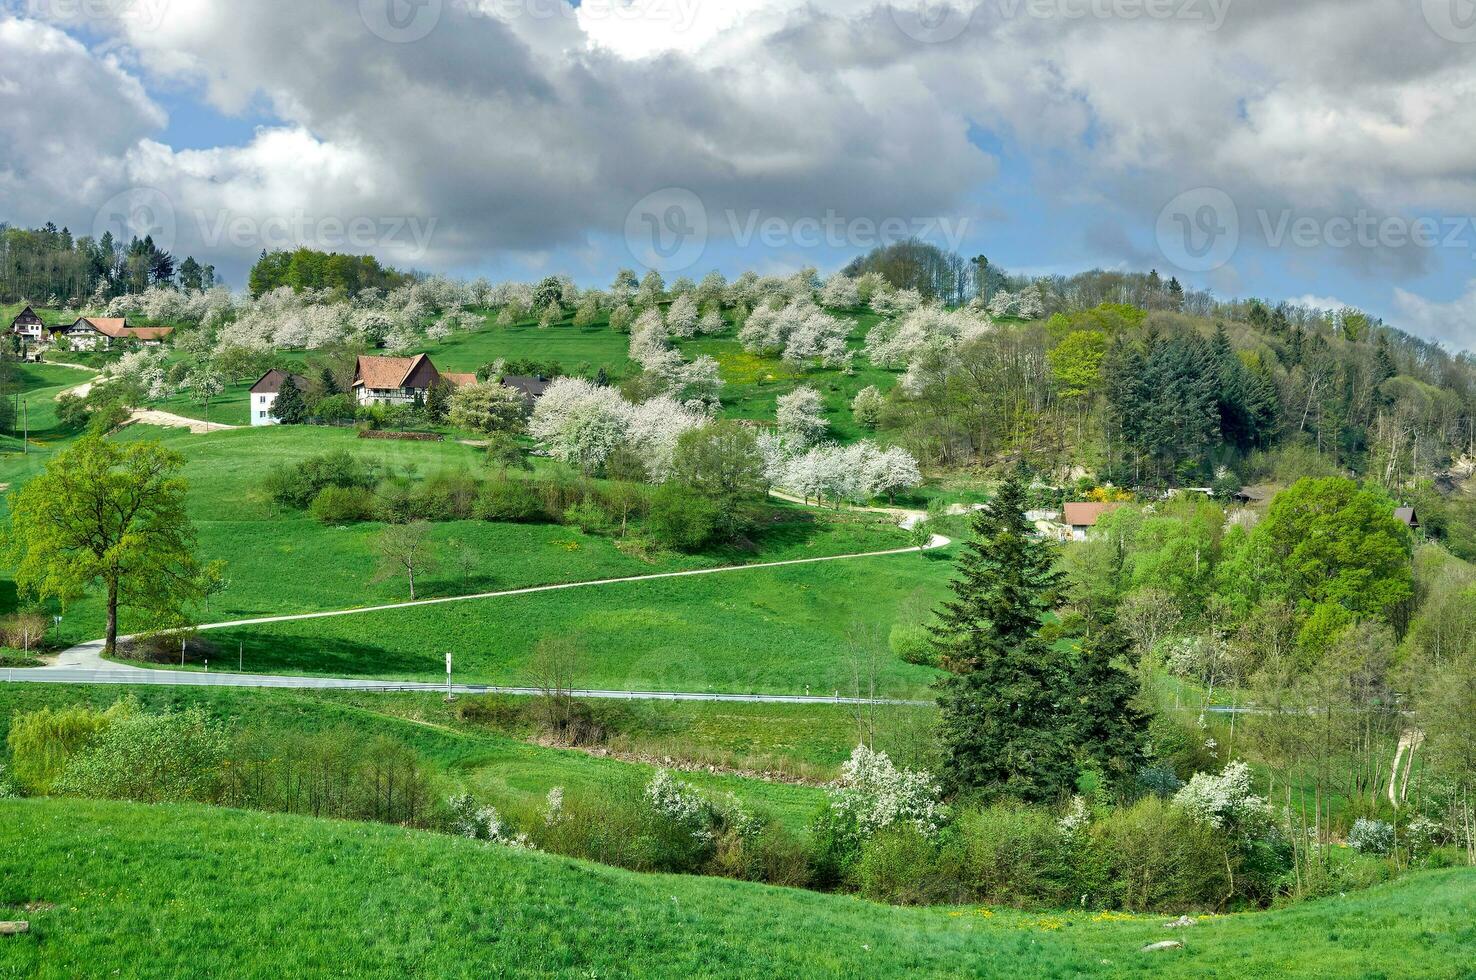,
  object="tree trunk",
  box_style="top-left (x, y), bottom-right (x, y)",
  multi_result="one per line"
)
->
top-left (407, 564), bottom-right (416, 600)
top-left (105, 582), bottom-right (119, 654)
